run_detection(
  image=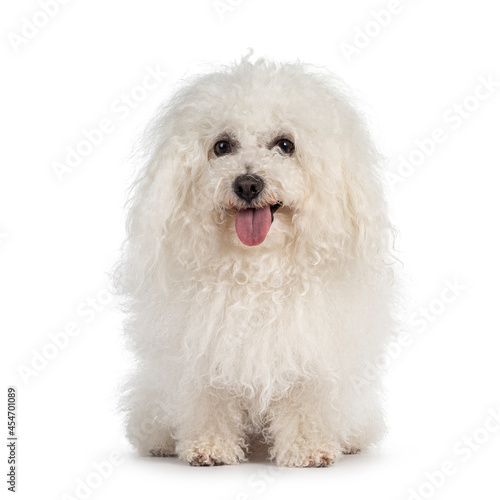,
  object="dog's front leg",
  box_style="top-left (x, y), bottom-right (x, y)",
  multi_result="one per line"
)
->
top-left (268, 384), bottom-right (343, 467)
top-left (175, 388), bottom-right (247, 466)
